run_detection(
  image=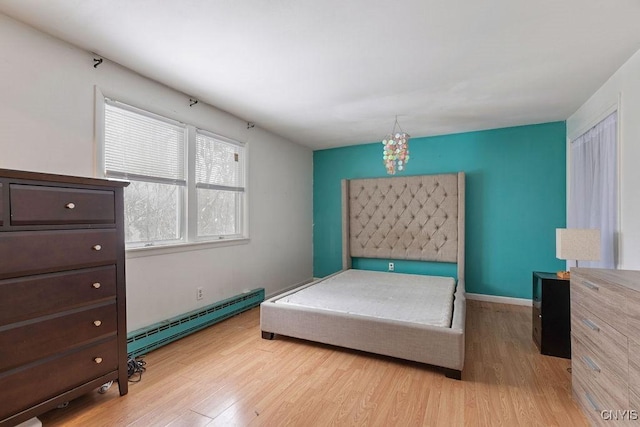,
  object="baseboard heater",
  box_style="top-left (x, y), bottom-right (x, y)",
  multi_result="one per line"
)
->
top-left (127, 288), bottom-right (265, 358)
